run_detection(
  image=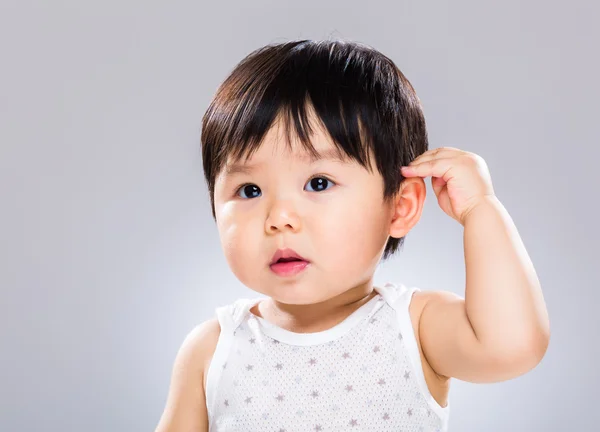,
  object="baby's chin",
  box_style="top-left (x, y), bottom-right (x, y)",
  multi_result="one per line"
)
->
top-left (236, 261), bottom-right (372, 304)
top-left (250, 284), bottom-right (329, 306)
